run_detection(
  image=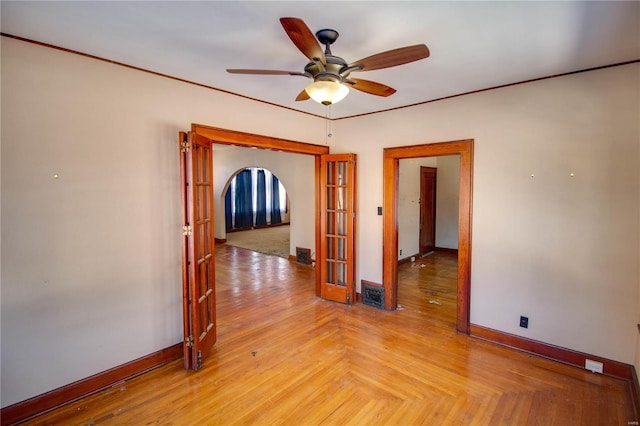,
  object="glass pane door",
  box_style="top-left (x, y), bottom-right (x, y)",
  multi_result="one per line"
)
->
top-left (319, 154), bottom-right (356, 304)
